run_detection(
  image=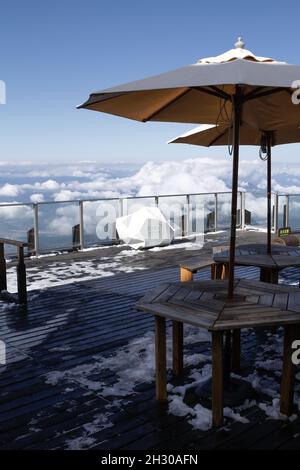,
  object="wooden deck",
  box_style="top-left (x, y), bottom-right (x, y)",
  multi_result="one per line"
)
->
top-left (1, 231), bottom-right (300, 450)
